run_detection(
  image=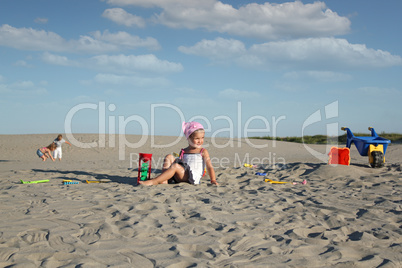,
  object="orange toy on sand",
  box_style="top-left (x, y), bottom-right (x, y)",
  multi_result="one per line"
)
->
top-left (328, 147), bottom-right (350, 166)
